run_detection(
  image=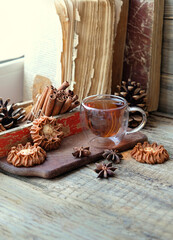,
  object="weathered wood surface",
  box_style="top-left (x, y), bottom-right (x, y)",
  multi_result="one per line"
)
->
top-left (159, 1), bottom-right (173, 114)
top-left (161, 20), bottom-right (173, 75)
top-left (159, 74), bottom-right (173, 114)
top-left (164, 0), bottom-right (173, 18)
top-left (0, 113), bottom-right (173, 239)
